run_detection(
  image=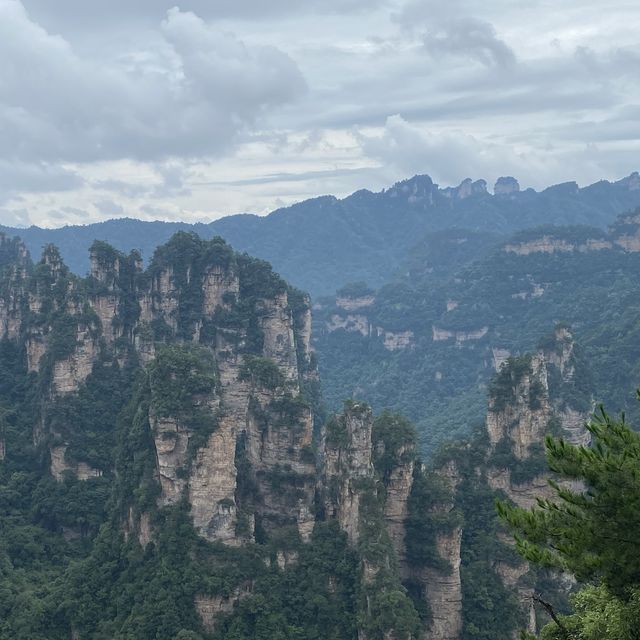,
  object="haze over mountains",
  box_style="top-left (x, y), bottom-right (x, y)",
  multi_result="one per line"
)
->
top-left (3, 171), bottom-right (640, 297)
